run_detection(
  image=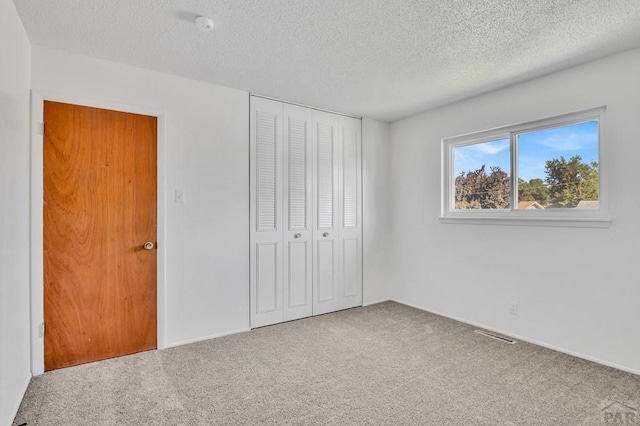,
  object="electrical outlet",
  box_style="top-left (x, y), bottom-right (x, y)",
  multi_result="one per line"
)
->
top-left (509, 302), bottom-right (519, 316)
